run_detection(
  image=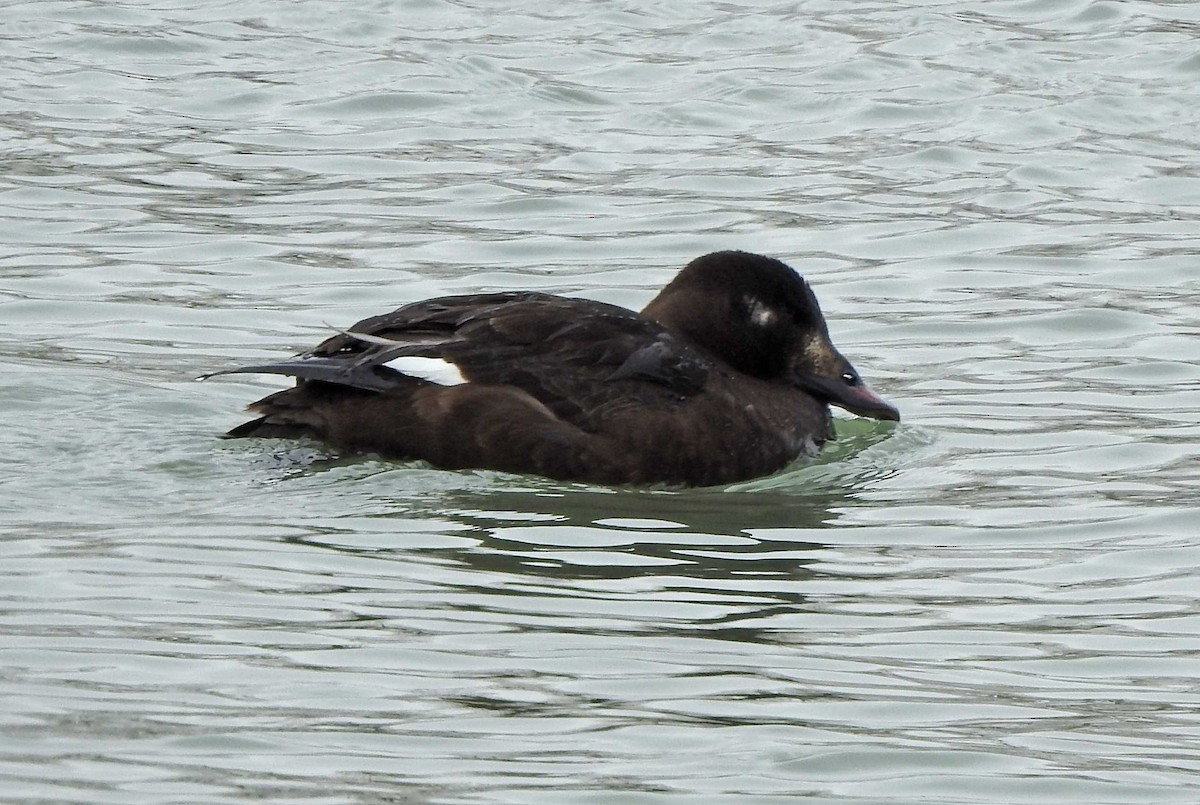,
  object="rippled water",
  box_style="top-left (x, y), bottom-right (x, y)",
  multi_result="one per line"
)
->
top-left (3, 1), bottom-right (1200, 802)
